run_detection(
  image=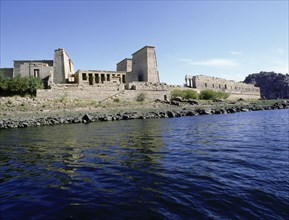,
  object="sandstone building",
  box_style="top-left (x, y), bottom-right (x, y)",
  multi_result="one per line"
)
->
top-left (1, 46), bottom-right (173, 102)
top-left (1, 46), bottom-right (160, 87)
top-left (1, 46), bottom-right (260, 101)
top-left (0, 48), bottom-right (74, 87)
top-left (185, 75), bottom-right (260, 99)
top-left (74, 46), bottom-right (160, 87)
